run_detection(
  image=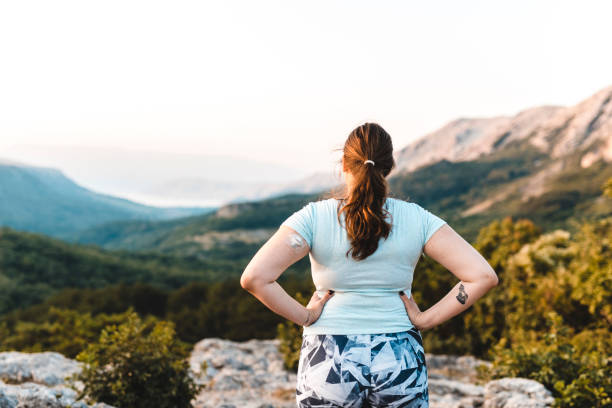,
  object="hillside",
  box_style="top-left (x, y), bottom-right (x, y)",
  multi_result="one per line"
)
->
top-left (0, 225), bottom-right (302, 315)
top-left (70, 86), bottom-right (612, 254)
top-left (5, 85), bottom-right (612, 263)
top-left (69, 192), bottom-right (321, 253)
top-left (389, 86), bottom-right (612, 235)
top-left (0, 161), bottom-right (215, 238)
